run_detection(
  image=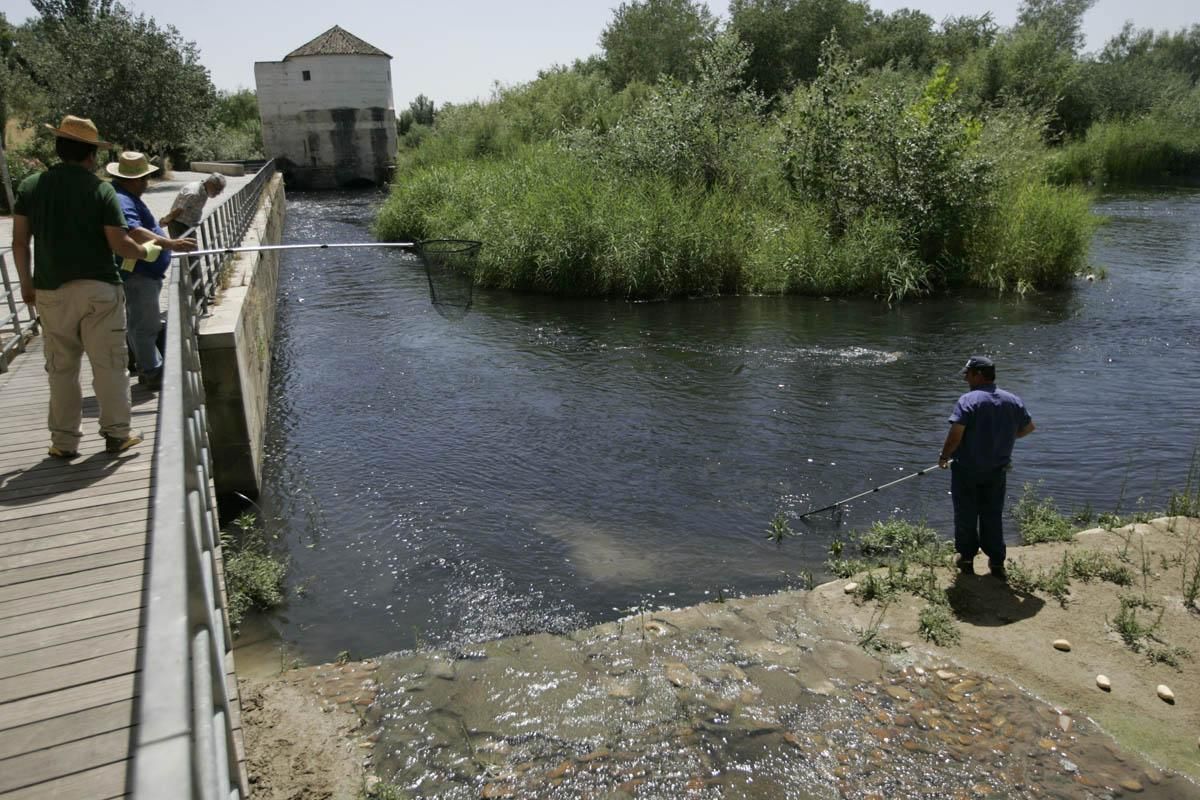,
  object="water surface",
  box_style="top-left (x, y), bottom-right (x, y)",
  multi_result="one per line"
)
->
top-left (259, 190), bottom-right (1200, 662)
